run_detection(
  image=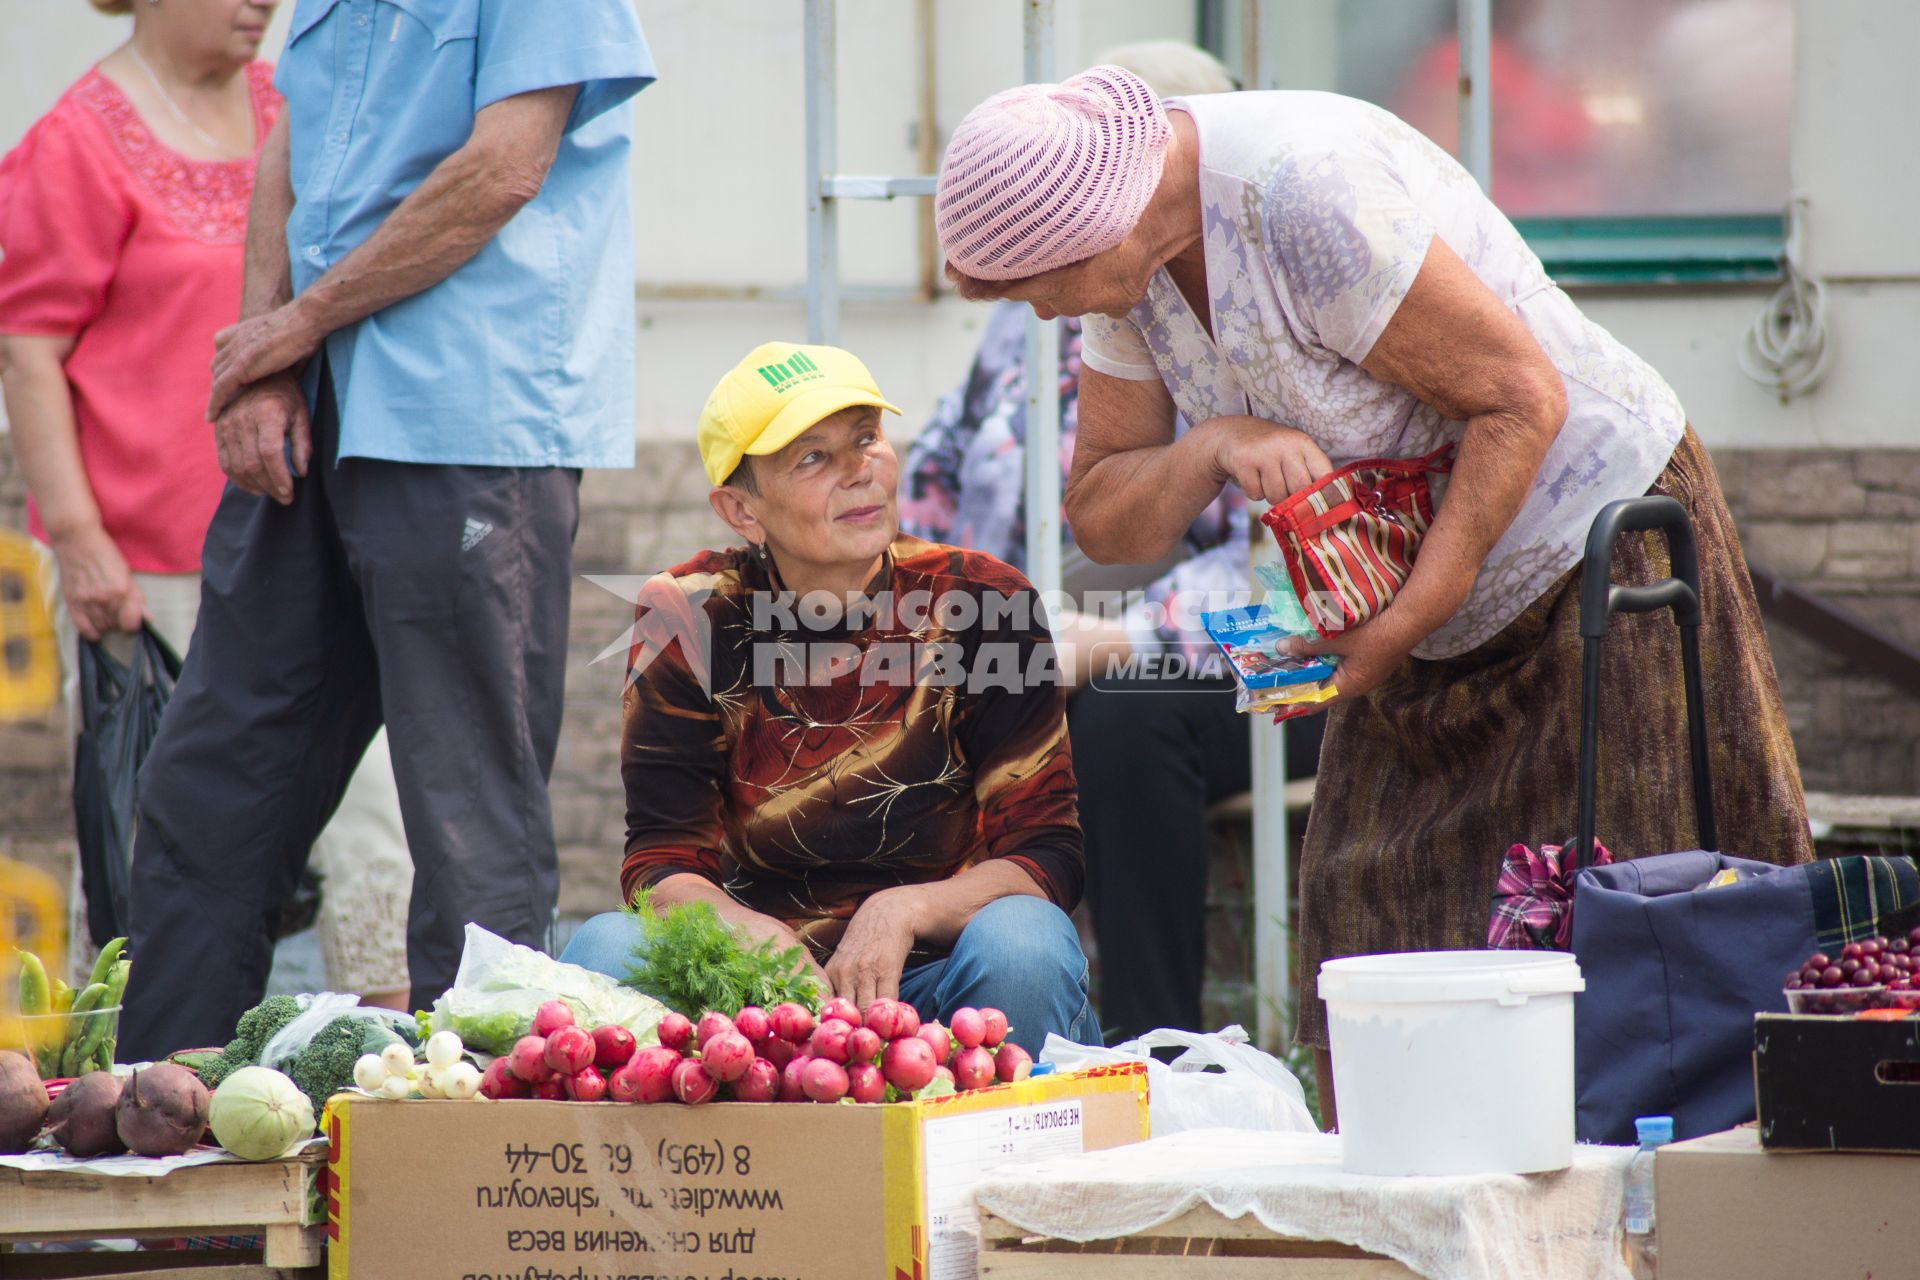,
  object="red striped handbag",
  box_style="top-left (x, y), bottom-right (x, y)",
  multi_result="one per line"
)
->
top-left (1258, 443), bottom-right (1456, 637)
